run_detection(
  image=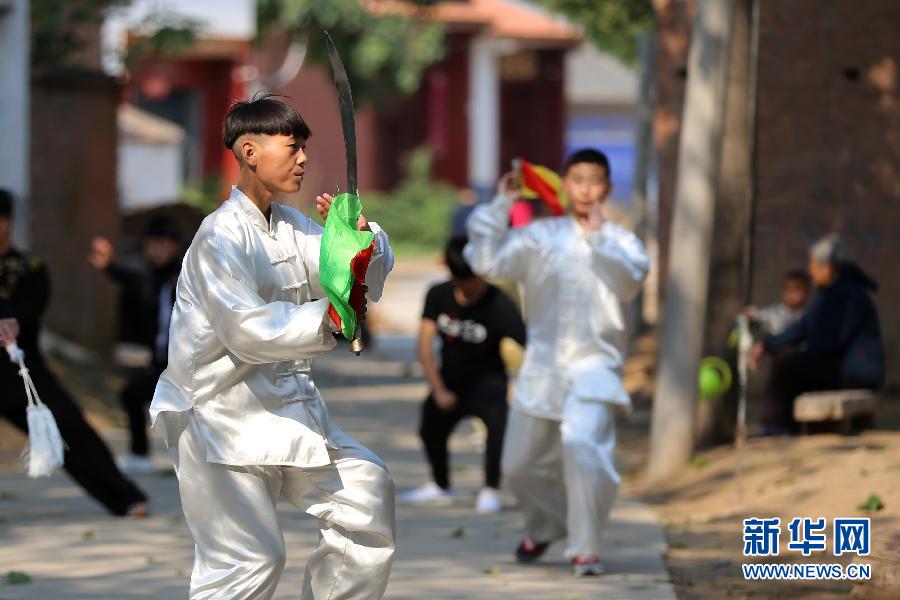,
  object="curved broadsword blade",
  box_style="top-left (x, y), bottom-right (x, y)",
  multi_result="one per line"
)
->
top-left (324, 32), bottom-right (363, 354)
top-left (324, 31), bottom-right (357, 196)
